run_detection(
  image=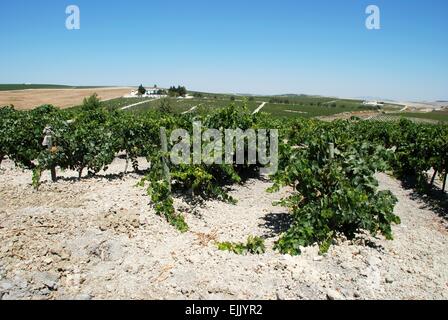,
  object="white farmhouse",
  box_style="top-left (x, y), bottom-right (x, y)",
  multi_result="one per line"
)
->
top-left (125, 87), bottom-right (167, 98)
